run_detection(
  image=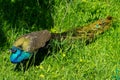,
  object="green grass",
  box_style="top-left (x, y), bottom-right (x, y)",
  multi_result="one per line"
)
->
top-left (0, 0), bottom-right (120, 80)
